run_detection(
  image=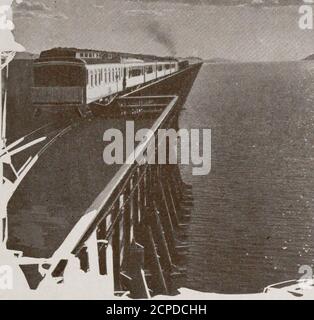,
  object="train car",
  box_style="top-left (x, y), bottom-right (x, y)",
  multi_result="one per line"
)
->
top-left (144, 63), bottom-right (157, 83)
top-left (156, 62), bottom-right (166, 79)
top-left (31, 47), bottom-right (179, 114)
top-left (178, 60), bottom-right (189, 70)
top-left (85, 62), bottom-right (124, 104)
top-left (124, 59), bottom-right (146, 89)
